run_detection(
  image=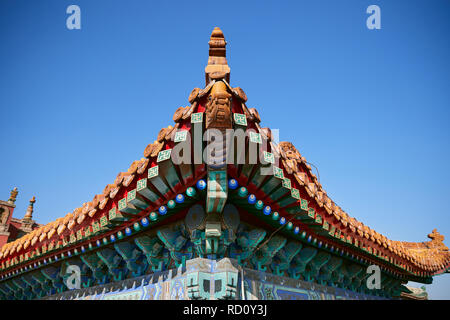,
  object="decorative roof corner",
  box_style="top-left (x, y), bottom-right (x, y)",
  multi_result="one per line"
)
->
top-left (427, 229), bottom-right (448, 251)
